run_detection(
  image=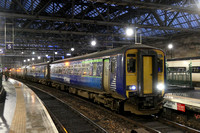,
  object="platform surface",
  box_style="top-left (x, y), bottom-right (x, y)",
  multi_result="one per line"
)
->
top-left (0, 78), bottom-right (58, 133)
top-left (164, 89), bottom-right (200, 109)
